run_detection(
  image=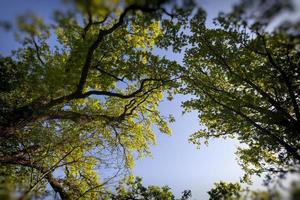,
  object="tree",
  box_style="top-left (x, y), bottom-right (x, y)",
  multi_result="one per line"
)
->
top-left (105, 177), bottom-right (192, 200)
top-left (0, 0), bottom-right (192, 199)
top-left (207, 182), bottom-right (242, 200)
top-left (290, 181), bottom-right (300, 200)
top-left (207, 180), bottom-right (300, 200)
top-left (183, 0), bottom-right (300, 183)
